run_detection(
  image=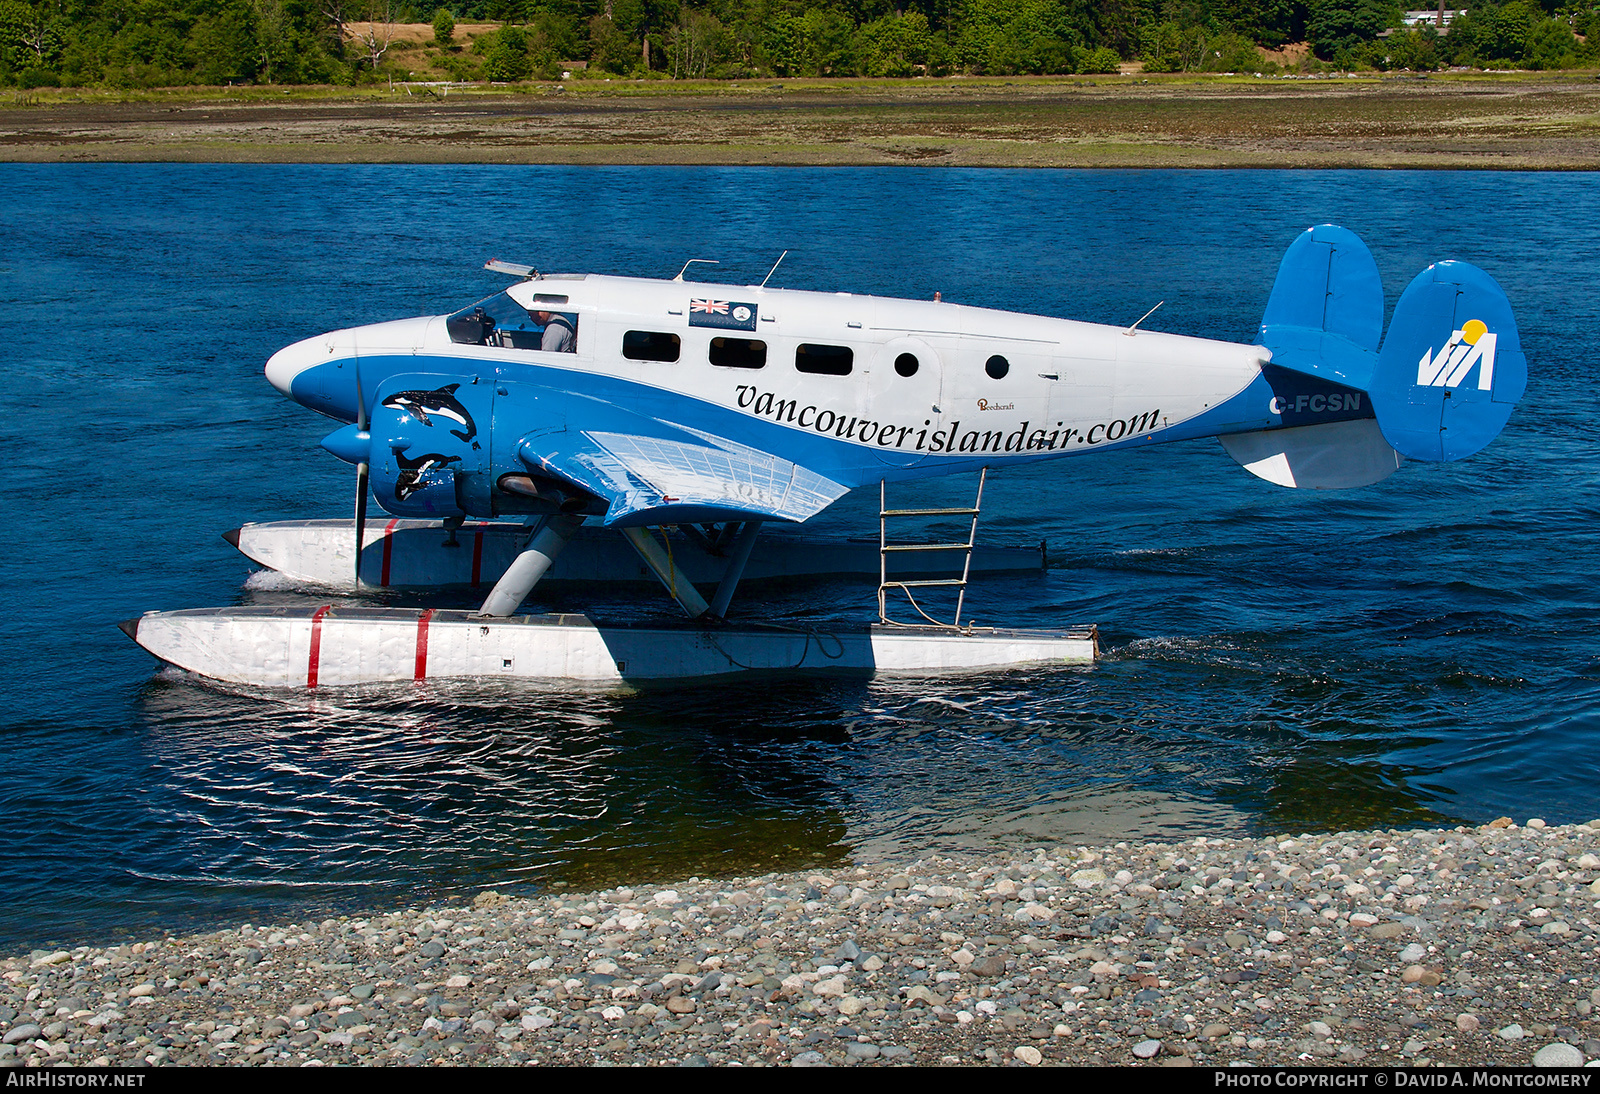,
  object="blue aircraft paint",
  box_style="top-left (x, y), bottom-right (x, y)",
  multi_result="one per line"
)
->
top-left (1371, 261), bottom-right (1527, 462)
top-left (285, 224), bottom-right (1525, 528)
